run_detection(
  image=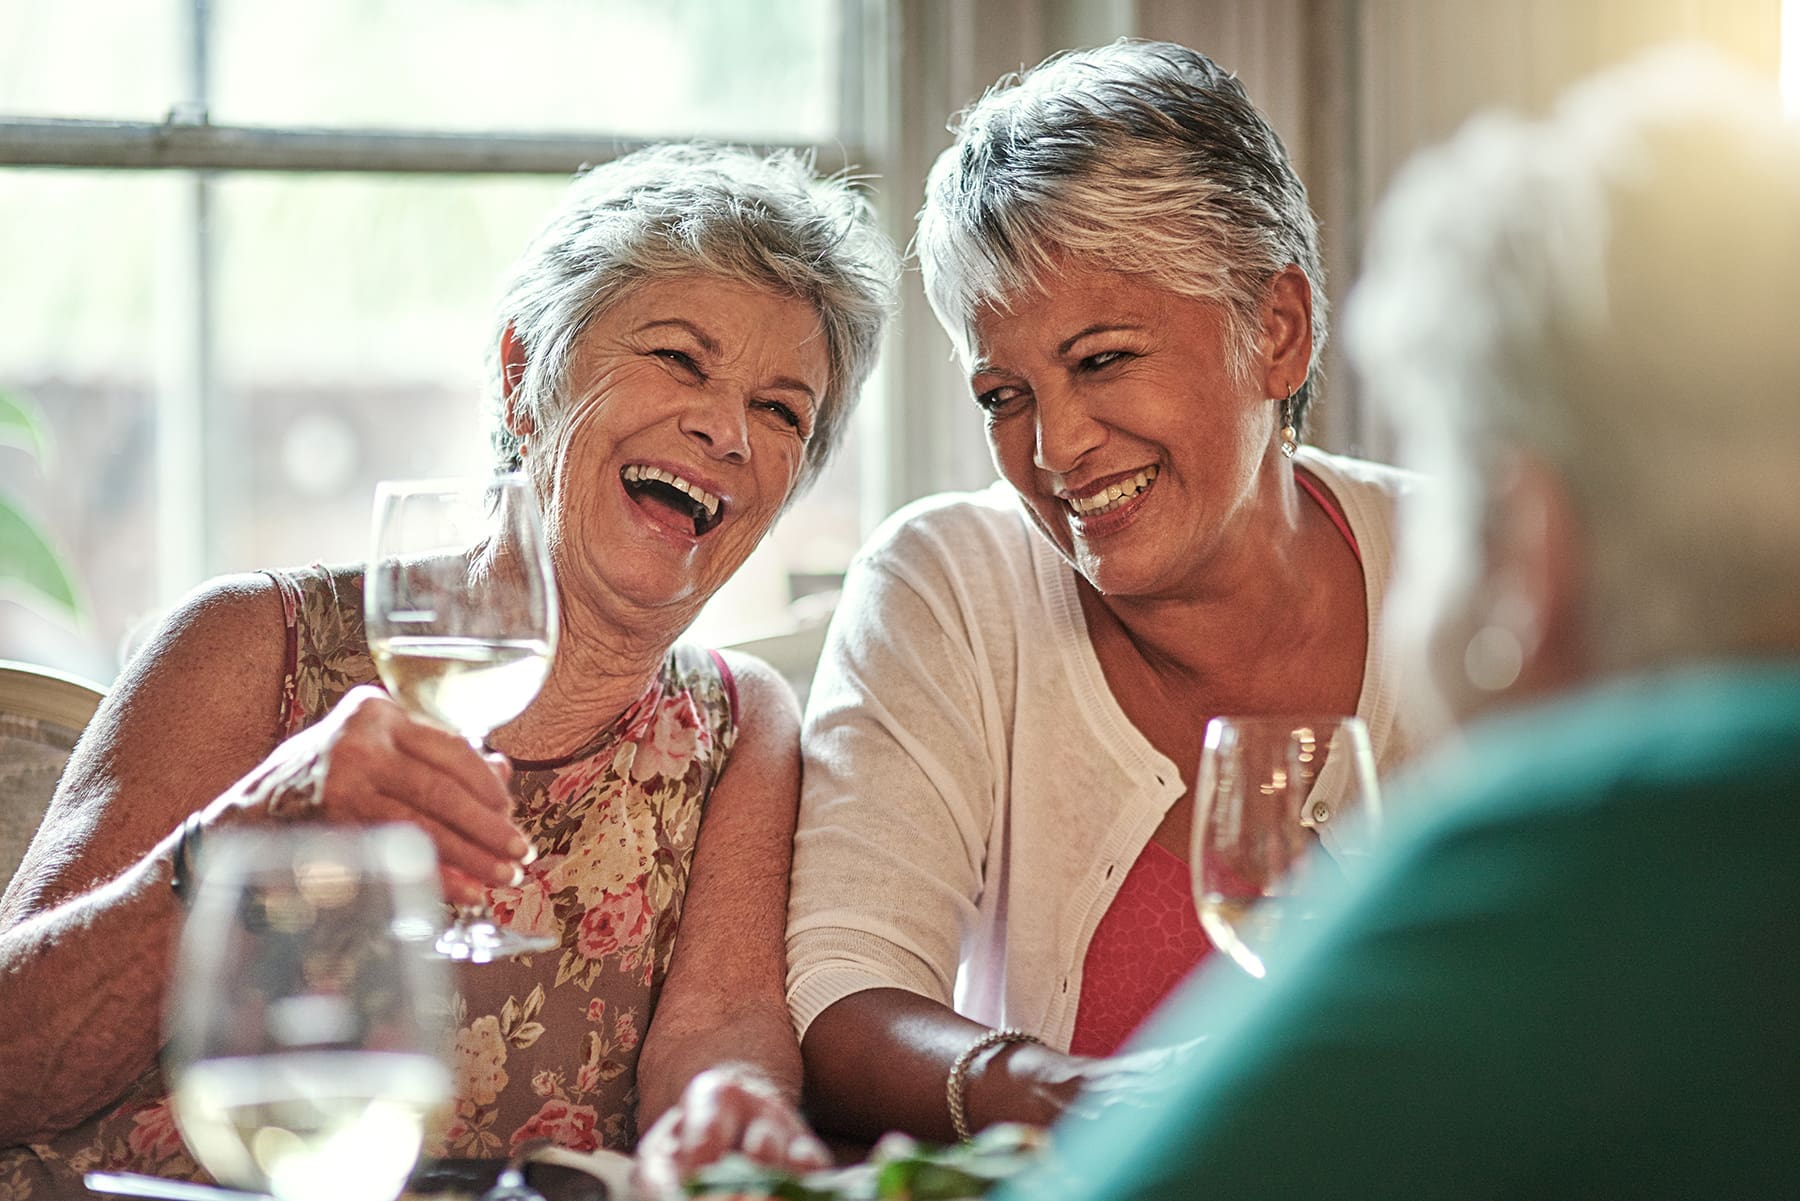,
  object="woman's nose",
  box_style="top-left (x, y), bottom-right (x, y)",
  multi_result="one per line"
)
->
top-left (678, 389), bottom-right (751, 463)
top-left (1033, 389), bottom-right (1104, 473)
